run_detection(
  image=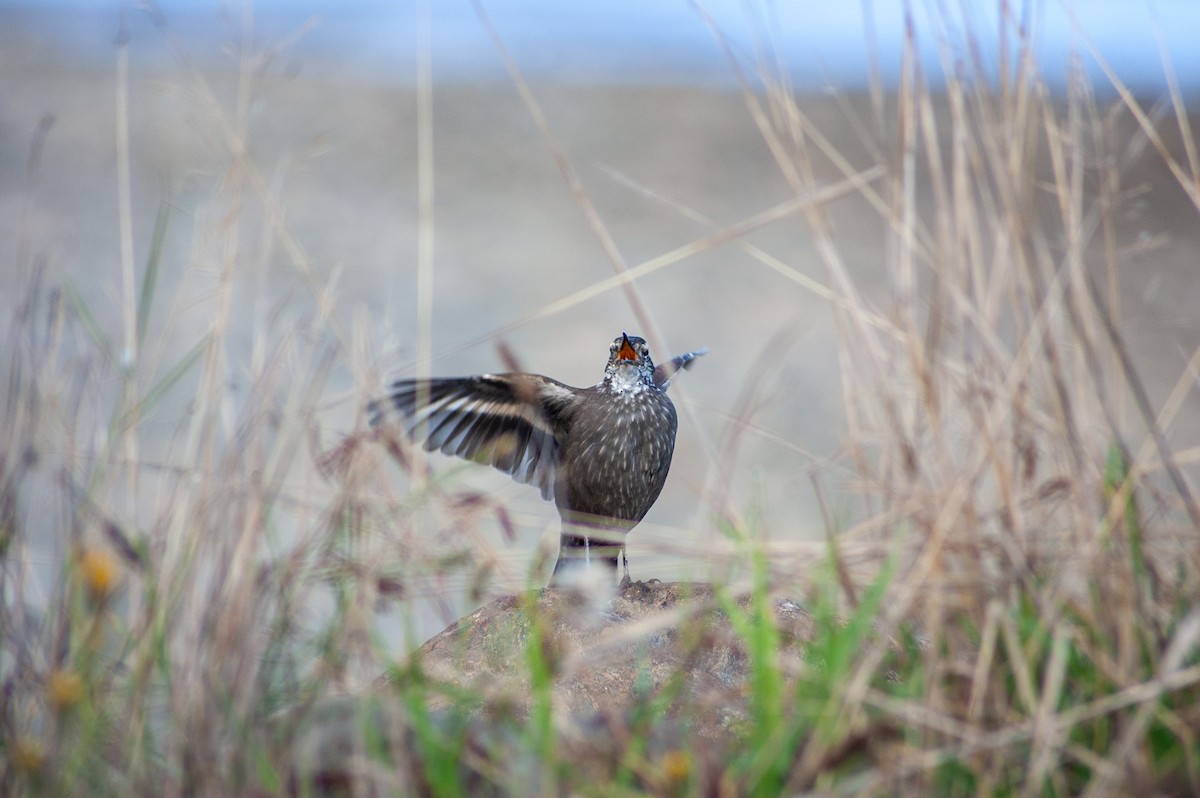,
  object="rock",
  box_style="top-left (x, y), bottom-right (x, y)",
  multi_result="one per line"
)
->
top-left (378, 579), bottom-right (814, 738)
top-left (295, 581), bottom-right (910, 794)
